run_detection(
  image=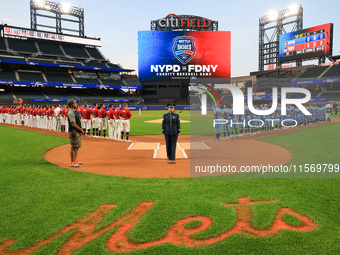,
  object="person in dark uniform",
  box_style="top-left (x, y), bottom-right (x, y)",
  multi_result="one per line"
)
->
top-left (162, 103), bottom-right (181, 164)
